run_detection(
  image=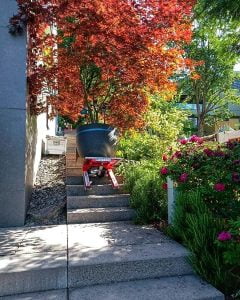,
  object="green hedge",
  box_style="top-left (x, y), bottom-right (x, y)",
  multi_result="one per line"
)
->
top-left (121, 160), bottom-right (167, 224)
